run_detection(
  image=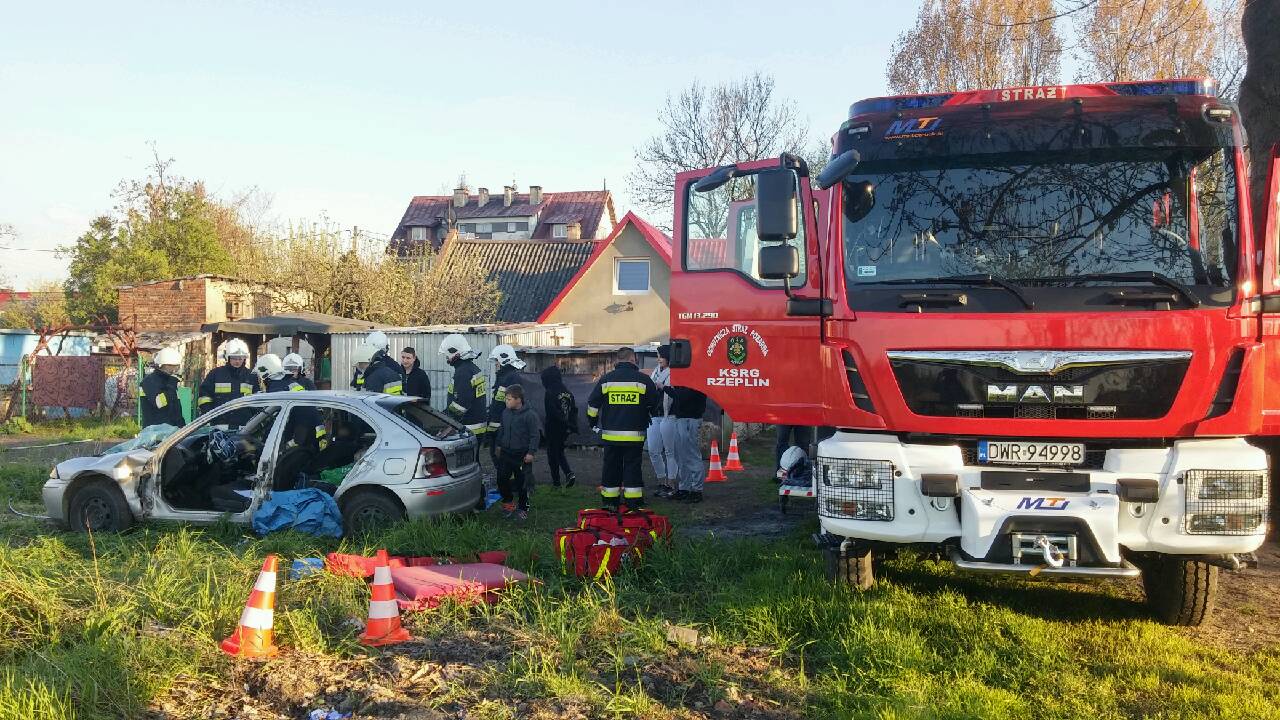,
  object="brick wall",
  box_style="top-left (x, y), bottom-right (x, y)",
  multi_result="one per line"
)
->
top-left (118, 278), bottom-right (211, 332)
